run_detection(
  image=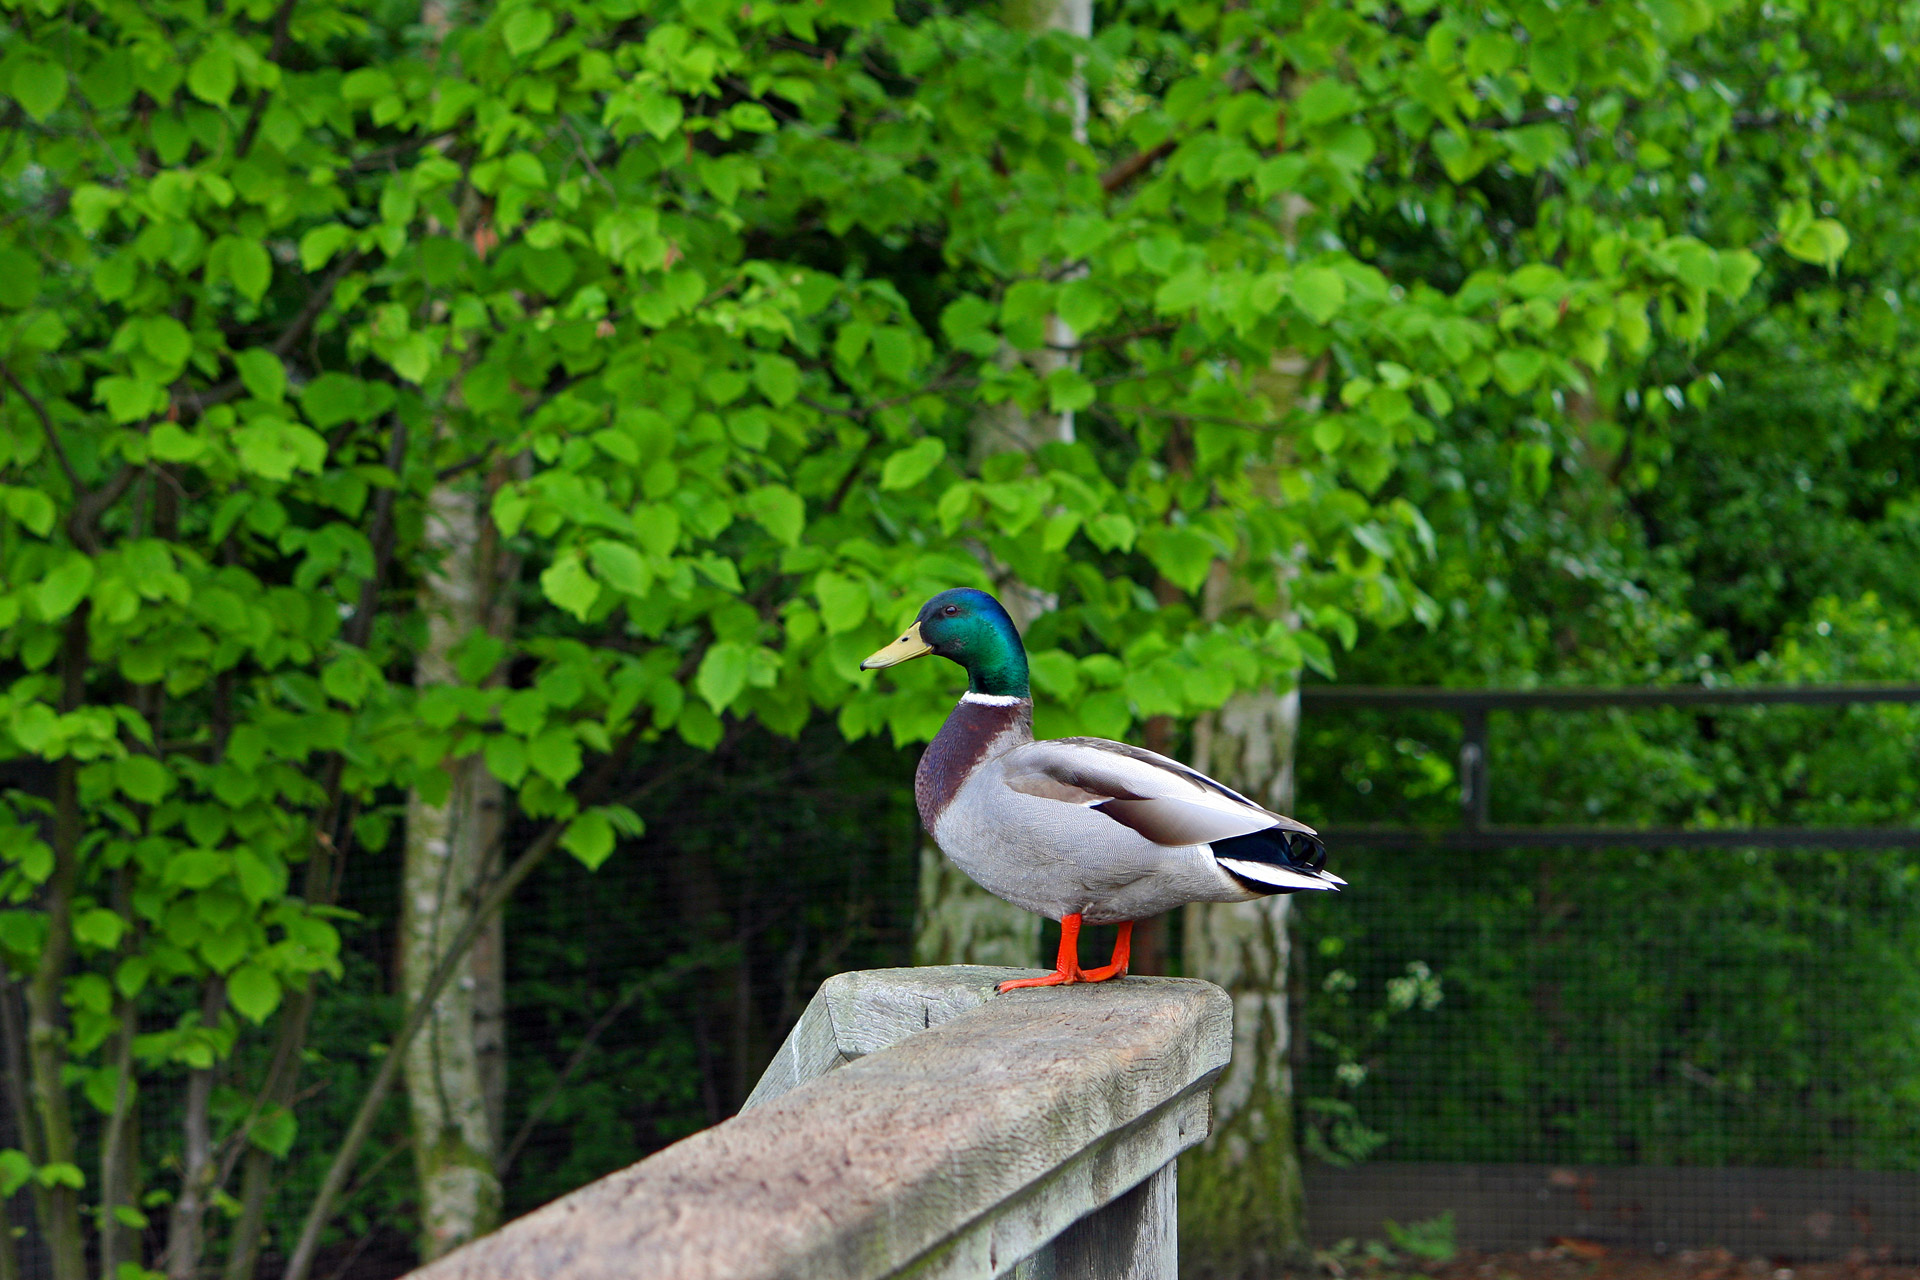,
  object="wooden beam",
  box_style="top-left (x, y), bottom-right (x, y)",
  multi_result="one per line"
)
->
top-left (408, 970), bottom-right (1231, 1280)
